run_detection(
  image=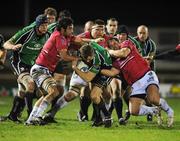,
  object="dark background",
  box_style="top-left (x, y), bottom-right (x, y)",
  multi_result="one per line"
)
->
top-left (0, 0), bottom-right (179, 27)
top-left (0, 0), bottom-right (179, 86)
